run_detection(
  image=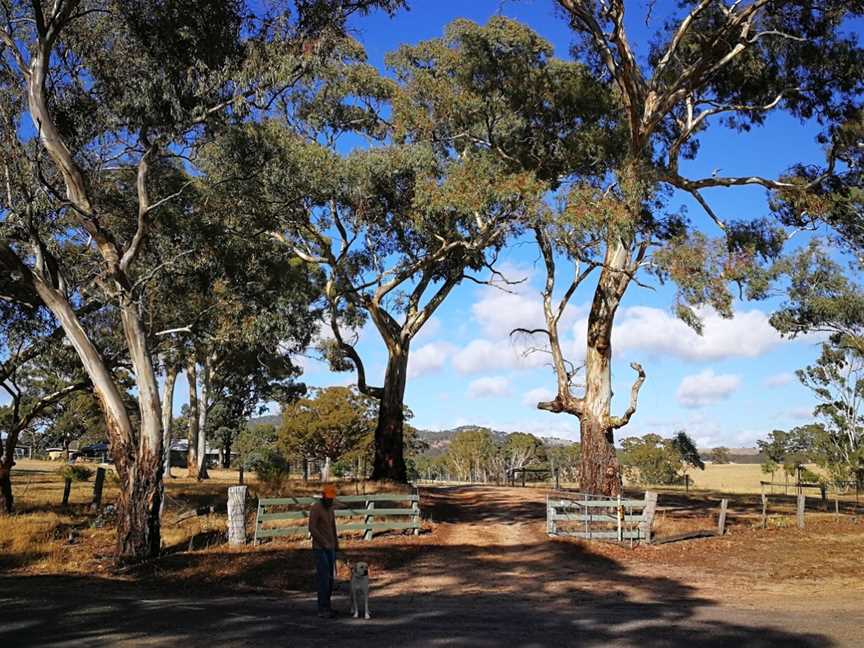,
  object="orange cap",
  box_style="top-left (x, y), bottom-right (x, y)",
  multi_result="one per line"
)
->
top-left (322, 485), bottom-right (337, 499)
